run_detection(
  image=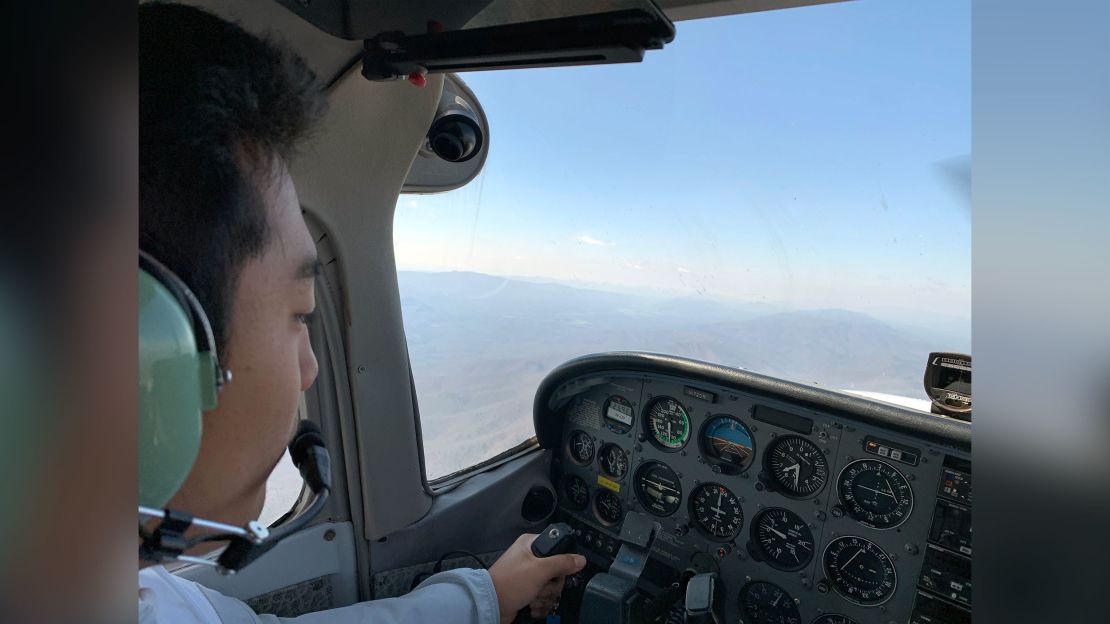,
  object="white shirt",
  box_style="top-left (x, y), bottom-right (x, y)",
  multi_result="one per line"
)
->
top-left (138, 564), bottom-right (500, 624)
